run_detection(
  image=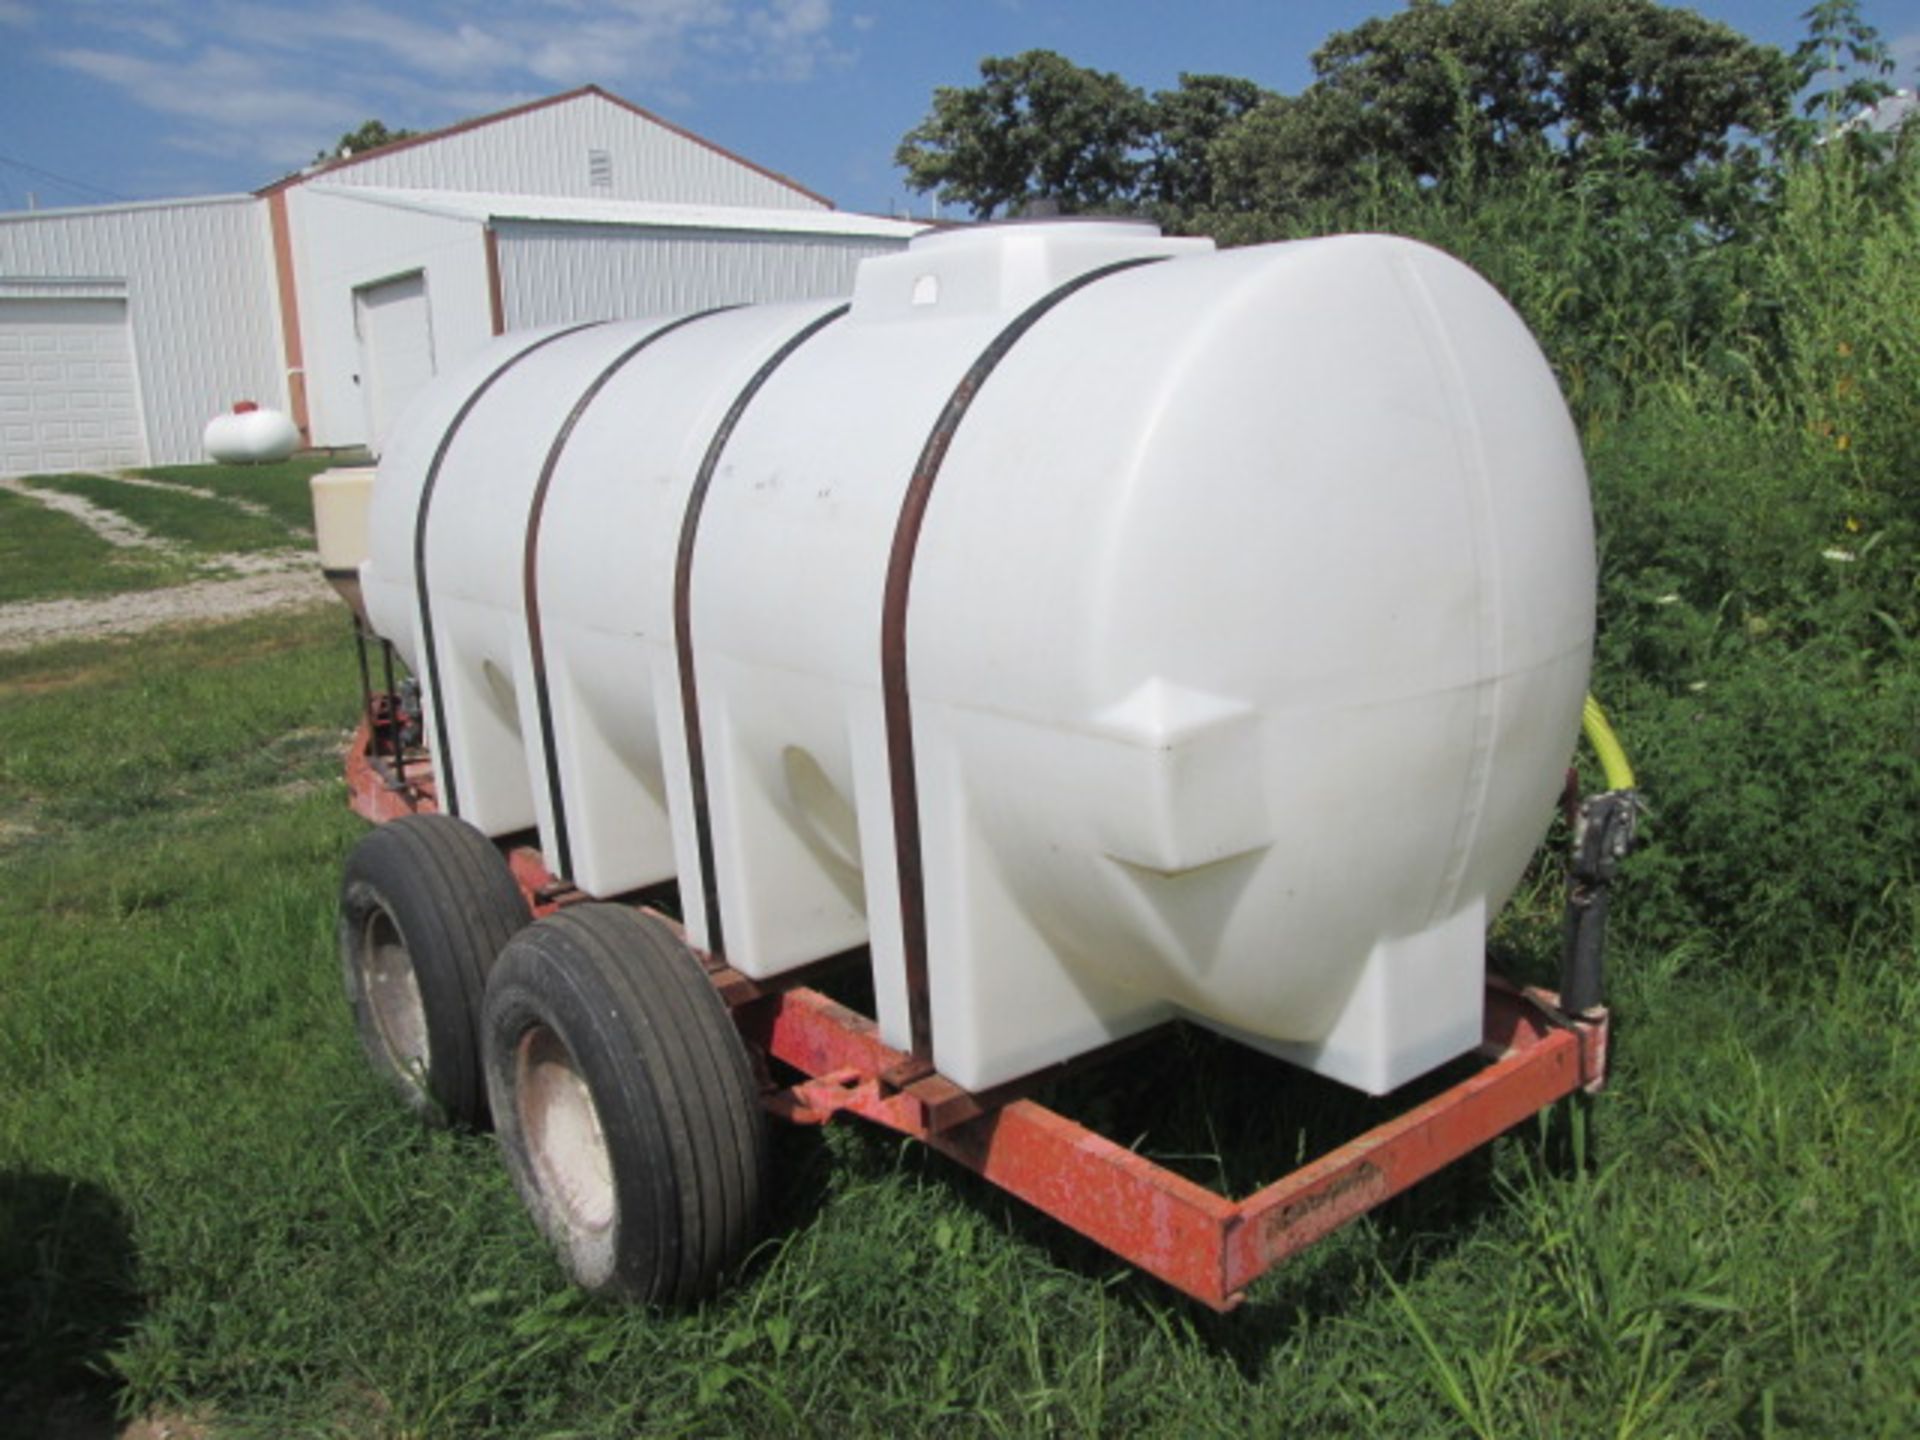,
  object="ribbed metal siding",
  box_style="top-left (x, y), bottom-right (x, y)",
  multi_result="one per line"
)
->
top-left (0, 278), bottom-right (128, 300)
top-left (0, 198), bottom-right (283, 465)
top-left (321, 93), bottom-right (824, 211)
top-left (495, 222), bottom-right (903, 327)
